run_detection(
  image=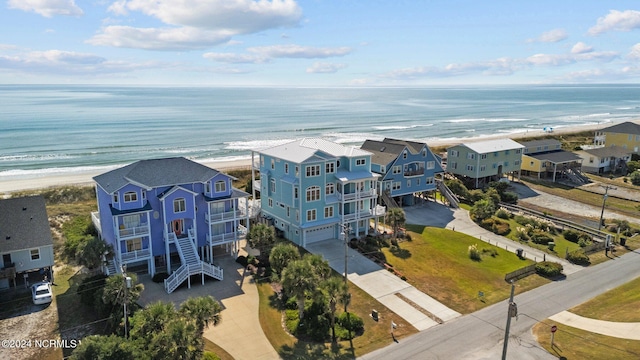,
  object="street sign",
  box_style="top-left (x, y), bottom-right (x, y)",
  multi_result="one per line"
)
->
top-left (550, 325), bottom-right (557, 333)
